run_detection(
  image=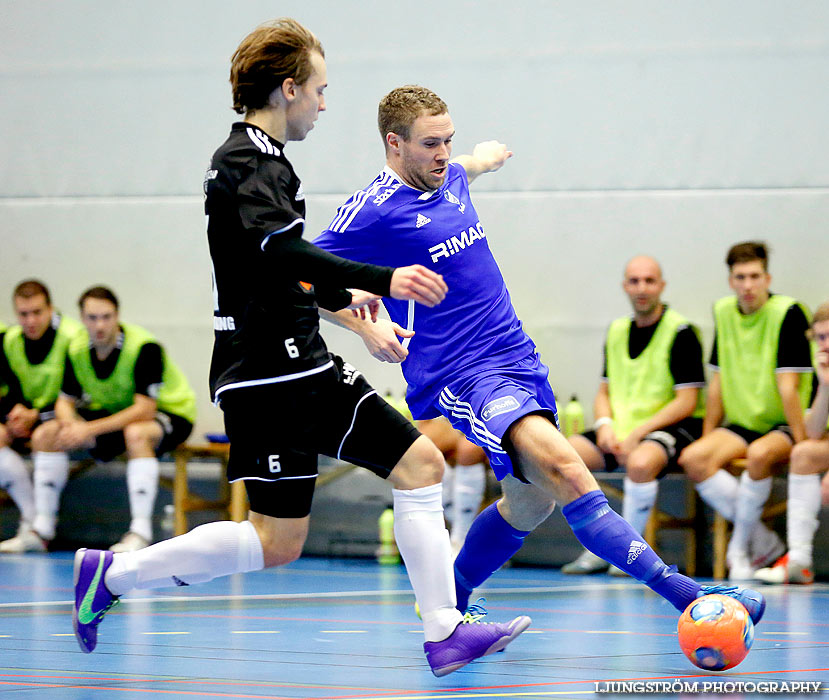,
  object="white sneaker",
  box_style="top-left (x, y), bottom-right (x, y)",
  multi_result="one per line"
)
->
top-left (0, 528), bottom-right (48, 553)
top-left (607, 564), bottom-right (628, 577)
top-left (727, 553), bottom-right (755, 581)
top-left (561, 549), bottom-right (608, 574)
top-left (109, 532), bottom-right (150, 553)
top-left (749, 524), bottom-right (786, 569)
top-left (754, 554), bottom-right (814, 585)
